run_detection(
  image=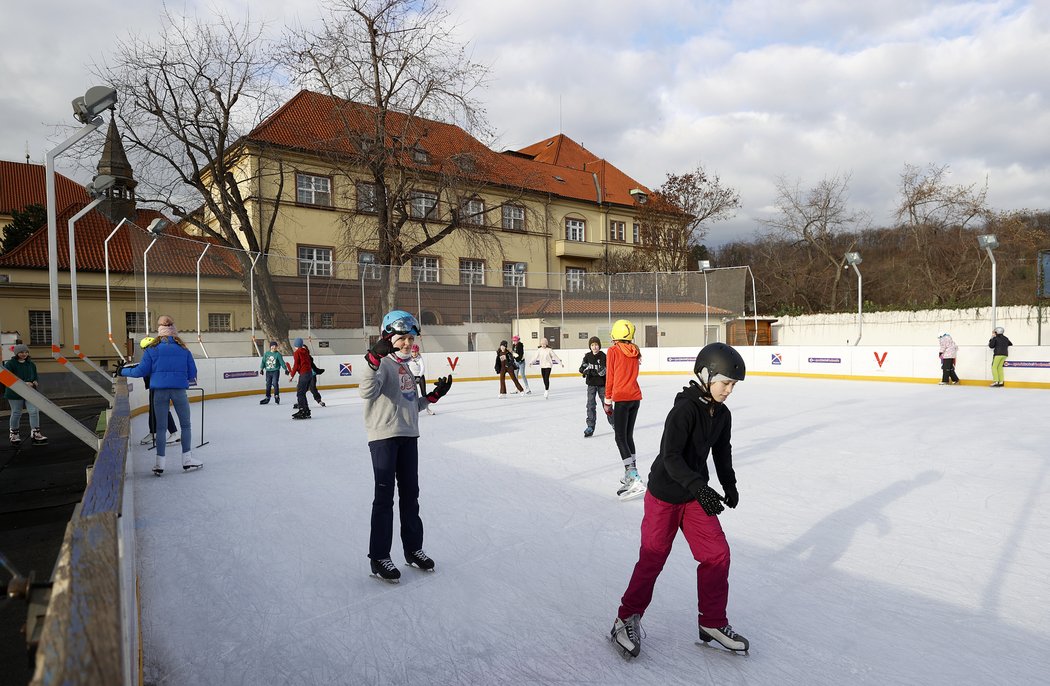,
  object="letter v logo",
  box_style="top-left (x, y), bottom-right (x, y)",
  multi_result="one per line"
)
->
top-left (447, 356), bottom-right (459, 371)
top-left (874, 351), bottom-right (888, 368)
